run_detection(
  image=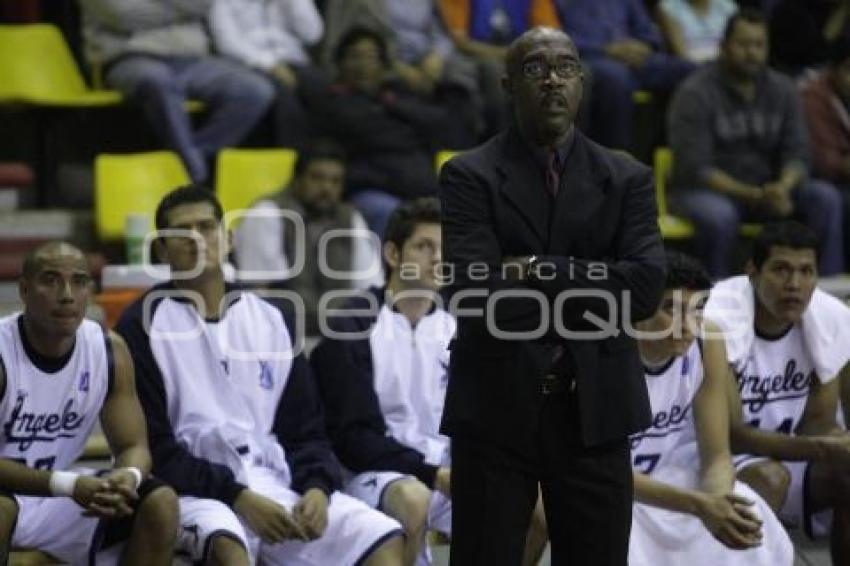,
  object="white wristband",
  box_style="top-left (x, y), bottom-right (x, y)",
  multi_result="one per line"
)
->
top-left (48, 471), bottom-right (79, 497)
top-left (120, 467), bottom-right (143, 490)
